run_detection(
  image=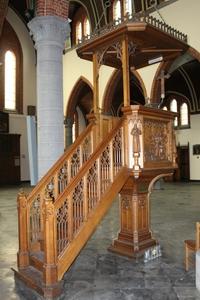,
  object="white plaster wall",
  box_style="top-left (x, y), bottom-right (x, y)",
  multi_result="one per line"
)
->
top-left (6, 9), bottom-right (36, 181)
top-left (63, 49), bottom-right (93, 110)
top-left (137, 64), bottom-right (160, 100)
top-left (176, 115), bottom-right (200, 180)
top-left (63, 49), bottom-right (115, 111)
top-left (156, 0), bottom-right (200, 51)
